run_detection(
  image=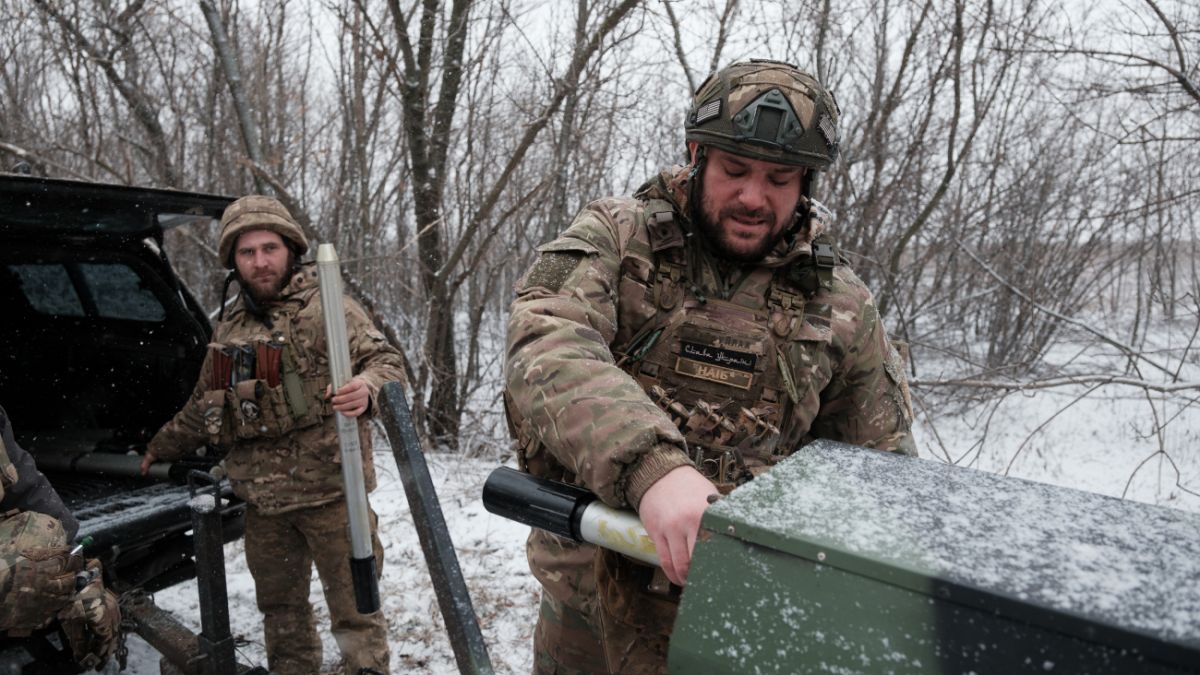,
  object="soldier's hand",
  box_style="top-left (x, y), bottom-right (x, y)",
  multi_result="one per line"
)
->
top-left (329, 377), bottom-right (370, 417)
top-left (57, 559), bottom-right (121, 671)
top-left (139, 450), bottom-right (159, 476)
top-left (0, 546), bottom-right (82, 633)
top-left (637, 466), bottom-right (718, 587)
